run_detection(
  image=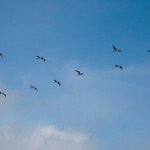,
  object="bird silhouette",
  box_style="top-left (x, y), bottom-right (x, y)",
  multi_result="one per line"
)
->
top-left (147, 50), bottom-right (150, 52)
top-left (75, 70), bottom-right (84, 76)
top-left (36, 56), bottom-right (46, 61)
top-left (0, 53), bottom-right (3, 57)
top-left (30, 85), bottom-right (38, 91)
top-left (0, 91), bottom-right (6, 97)
top-left (115, 65), bottom-right (123, 70)
top-left (112, 45), bottom-right (123, 52)
top-left (54, 80), bottom-right (61, 86)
